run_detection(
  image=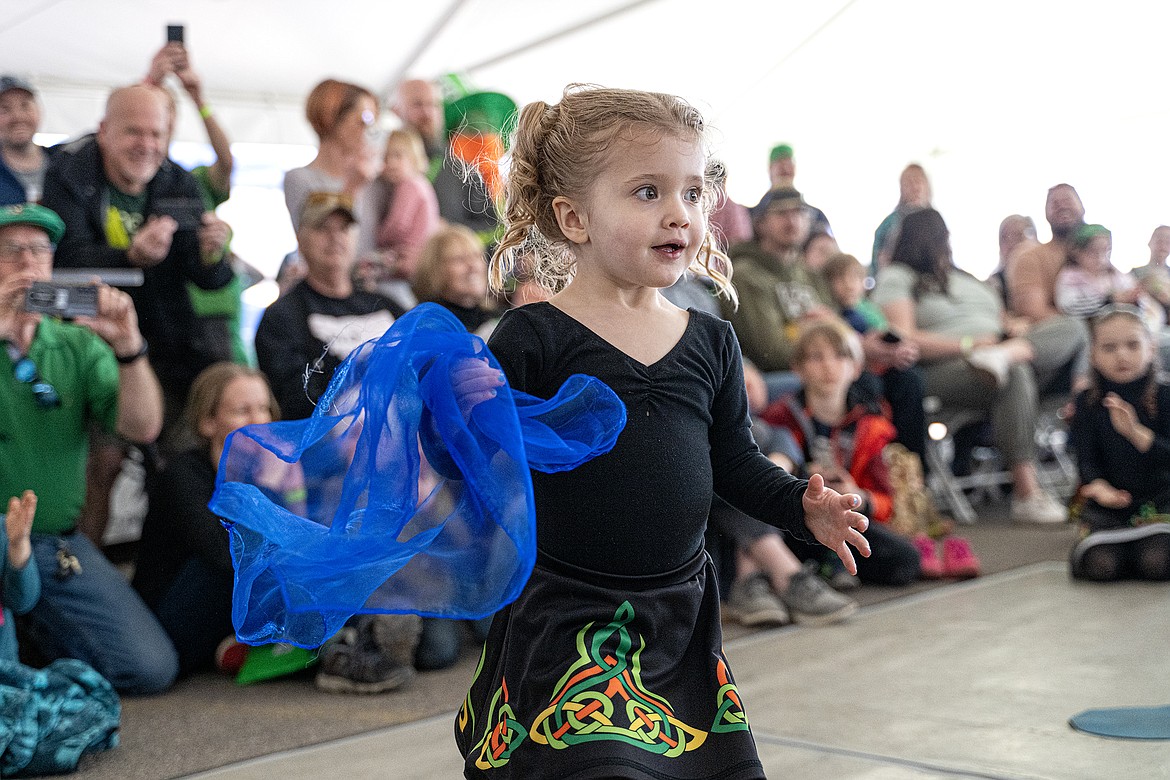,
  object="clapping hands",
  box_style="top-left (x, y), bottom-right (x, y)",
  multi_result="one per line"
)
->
top-left (6, 490), bottom-right (36, 570)
top-left (1102, 392), bottom-right (1154, 453)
